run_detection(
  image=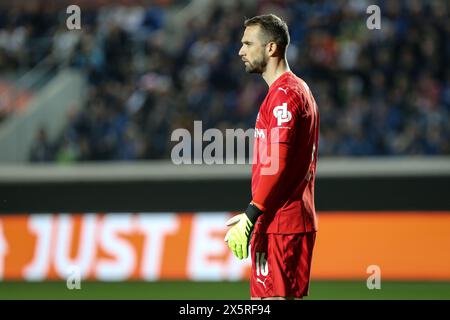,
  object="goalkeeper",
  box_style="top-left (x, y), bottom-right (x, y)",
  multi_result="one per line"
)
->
top-left (225, 14), bottom-right (320, 300)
